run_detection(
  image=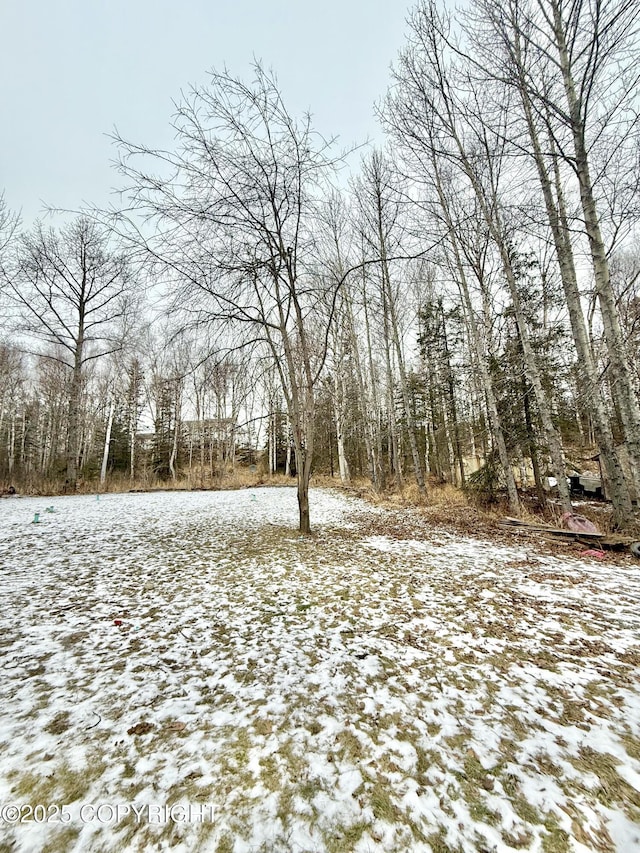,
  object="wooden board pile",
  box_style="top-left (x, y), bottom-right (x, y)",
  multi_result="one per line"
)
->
top-left (499, 516), bottom-right (639, 555)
